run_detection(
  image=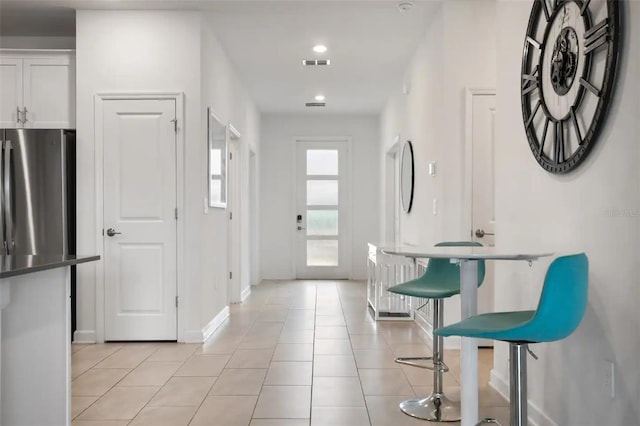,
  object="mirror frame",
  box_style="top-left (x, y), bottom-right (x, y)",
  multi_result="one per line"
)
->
top-left (207, 108), bottom-right (228, 209)
top-left (400, 140), bottom-right (414, 213)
